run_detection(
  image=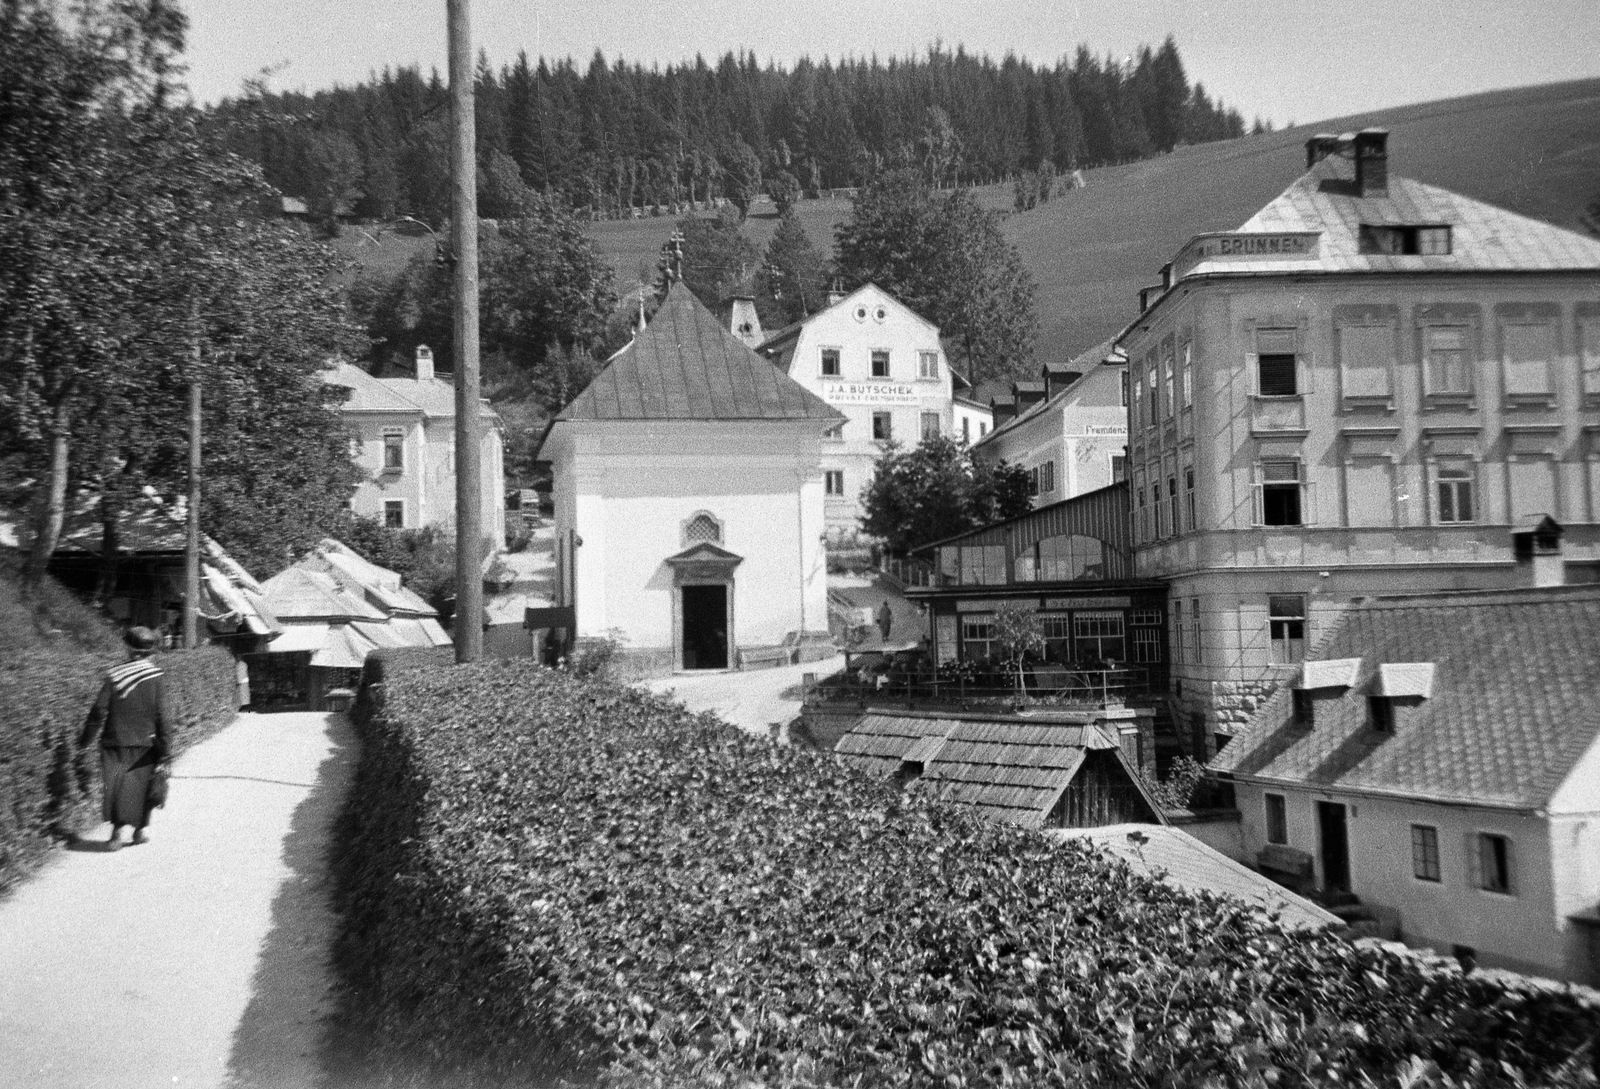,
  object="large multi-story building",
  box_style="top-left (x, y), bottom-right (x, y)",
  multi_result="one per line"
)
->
top-left (757, 284), bottom-right (990, 538)
top-left (1118, 130), bottom-right (1600, 751)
